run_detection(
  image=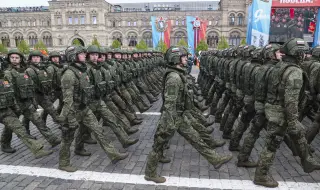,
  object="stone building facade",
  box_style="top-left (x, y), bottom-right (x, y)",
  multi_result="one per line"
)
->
top-left (0, 0), bottom-right (248, 51)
